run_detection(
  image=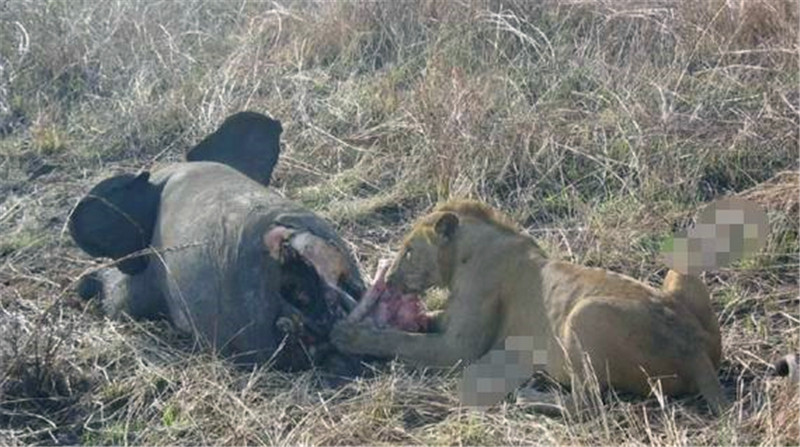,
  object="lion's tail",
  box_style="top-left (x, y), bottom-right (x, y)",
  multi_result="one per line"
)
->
top-left (662, 270), bottom-right (710, 313)
top-left (666, 270), bottom-right (717, 330)
top-left (660, 196), bottom-right (769, 318)
top-left (690, 353), bottom-right (729, 415)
